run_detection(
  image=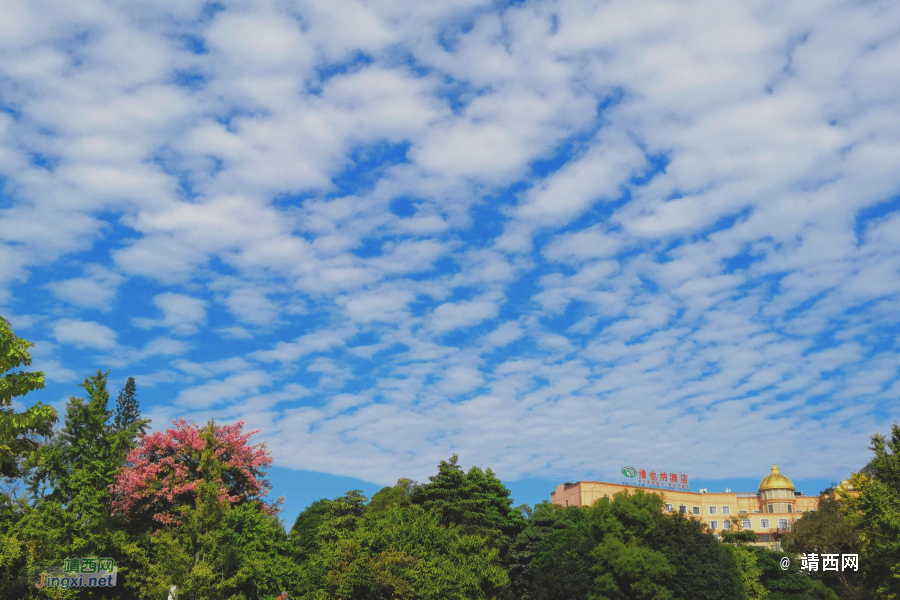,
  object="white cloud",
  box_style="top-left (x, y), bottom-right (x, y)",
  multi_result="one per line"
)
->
top-left (46, 265), bottom-right (125, 310)
top-left (1, 0), bottom-right (899, 488)
top-left (430, 297), bottom-right (500, 333)
top-left (51, 319), bottom-right (117, 349)
top-left (133, 293), bottom-right (207, 335)
top-left (222, 288), bottom-right (280, 326)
